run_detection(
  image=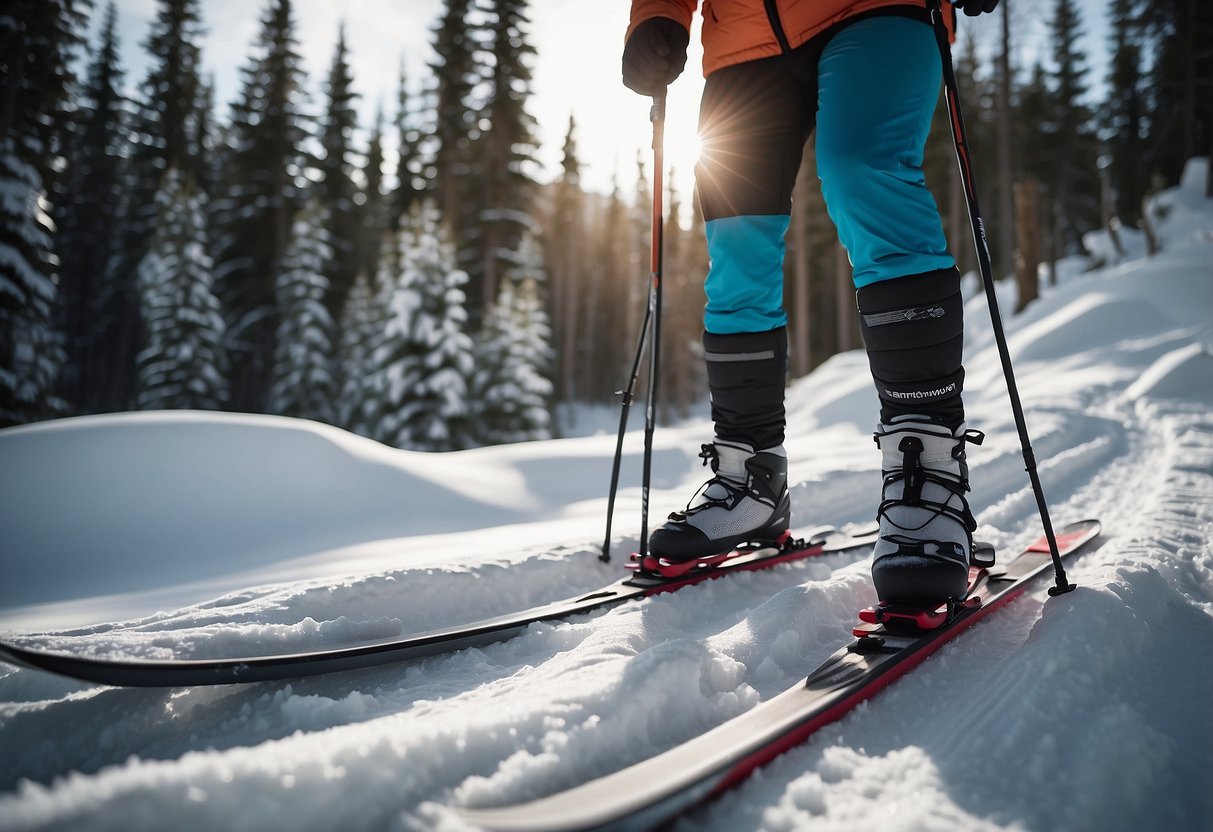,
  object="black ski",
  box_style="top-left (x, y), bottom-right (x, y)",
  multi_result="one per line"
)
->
top-left (458, 519), bottom-right (1101, 832)
top-left (0, 525), bottom-right (877, 688)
